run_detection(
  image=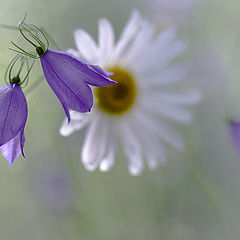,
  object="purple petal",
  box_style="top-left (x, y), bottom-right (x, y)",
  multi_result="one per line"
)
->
top-left (42, 49), bottom-right (115, 87)
top-left (20, 128), bottom-right (26, 157)
top-left (230, 121), bottom-right (240, 156)
top-left (90, 65), bottom-right (115, 77)
top-left (0, 129), bottom-right (25, 165)
top-left (0, 84), bottom-right (28, 147)
top-left (40, 51), bottom-right (94, 121)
